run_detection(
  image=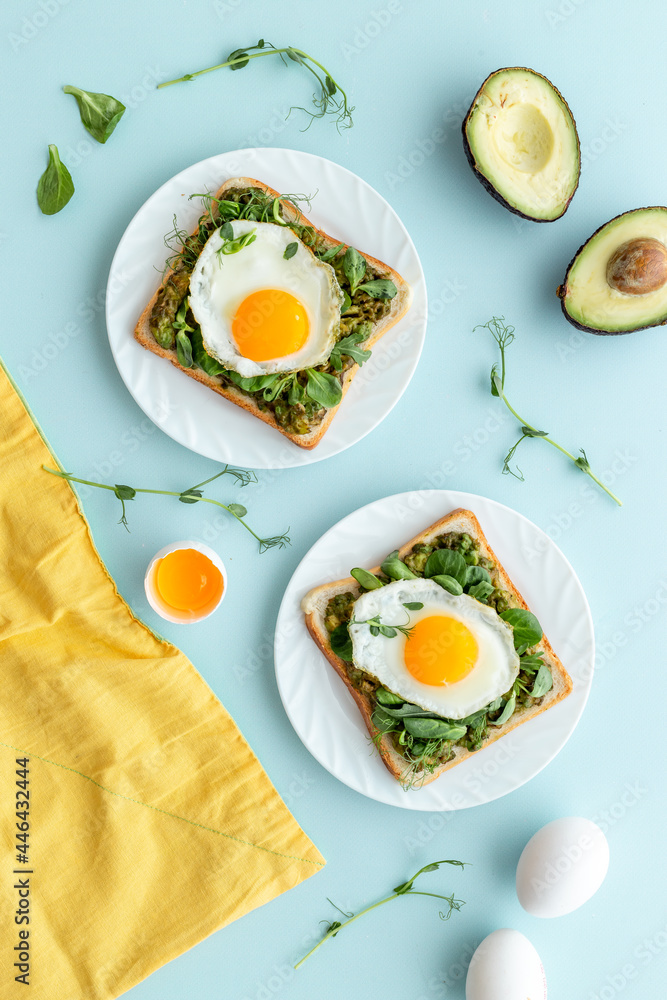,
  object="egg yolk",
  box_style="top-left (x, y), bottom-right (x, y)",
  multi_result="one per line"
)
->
top-left (231, 288), bottom-right (309, 362)
top-left (155, 548), bottom-right (223, 612)
top-left (404, 616), bottom-right (478, 686)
